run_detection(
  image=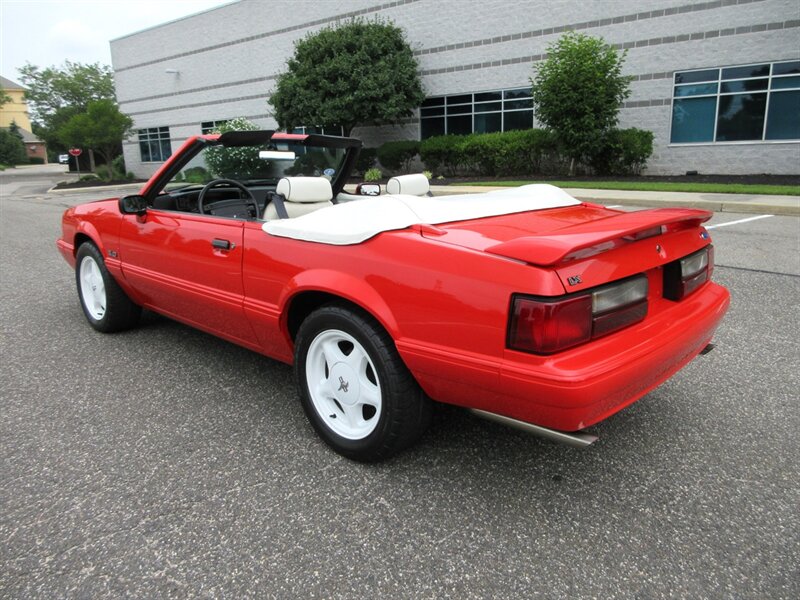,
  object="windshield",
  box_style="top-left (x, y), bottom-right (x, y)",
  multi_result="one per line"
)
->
top-left (166, 141), bottom-right (348, 189)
